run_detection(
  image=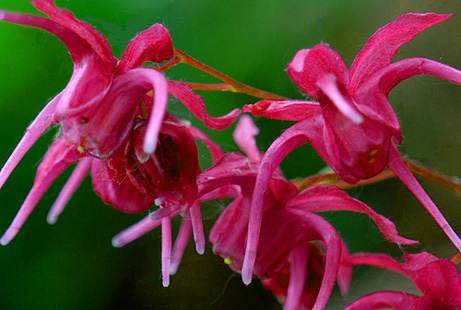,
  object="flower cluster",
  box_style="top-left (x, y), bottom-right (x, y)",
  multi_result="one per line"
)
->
top-left (1, 1), bottom-right (461, 309)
